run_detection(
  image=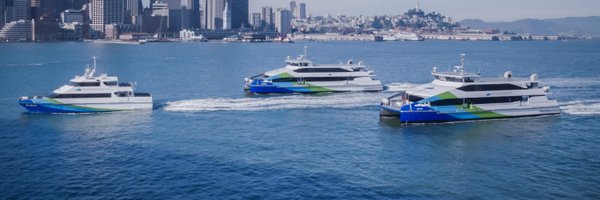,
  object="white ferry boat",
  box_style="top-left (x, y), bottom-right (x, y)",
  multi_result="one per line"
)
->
top-left (18, 57), bottom-right (153, 113)
top-left (244, 47), bottom-right (383, 93)
top-left (380, 54), bottom-right (560, 123)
